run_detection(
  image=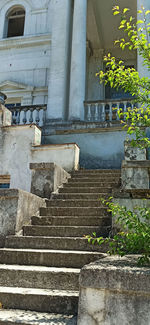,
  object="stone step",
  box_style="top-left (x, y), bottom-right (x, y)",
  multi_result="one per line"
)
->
top-left (0, 287), bottom-right (79, 314)
top-left (0, 309), bottom-right (77, 325)
top-left (64, 182), bottom-right (118, 188)
top-left (71, 169), bottom-right (121, 174)
top-left (40, 207), bottom-right (110, 217)
top-left (0, 248), bottom-right (106, 268)
top-left (23, 225), bottom-right (110, 238)
top-left (59, 187), bottom-right (112, 193)
top-left (52, 193), bottom-right (109, 200)
top-left (68, 177), bottom-right (120, 183)
top-left (5, 236), bottom-right (109, 253)
top-left (31, 216), bottom-right (111, 227)
top-left (0, 265), bottom-right (80, 291)
top-left (46, 199), bottom-right (105, 208)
